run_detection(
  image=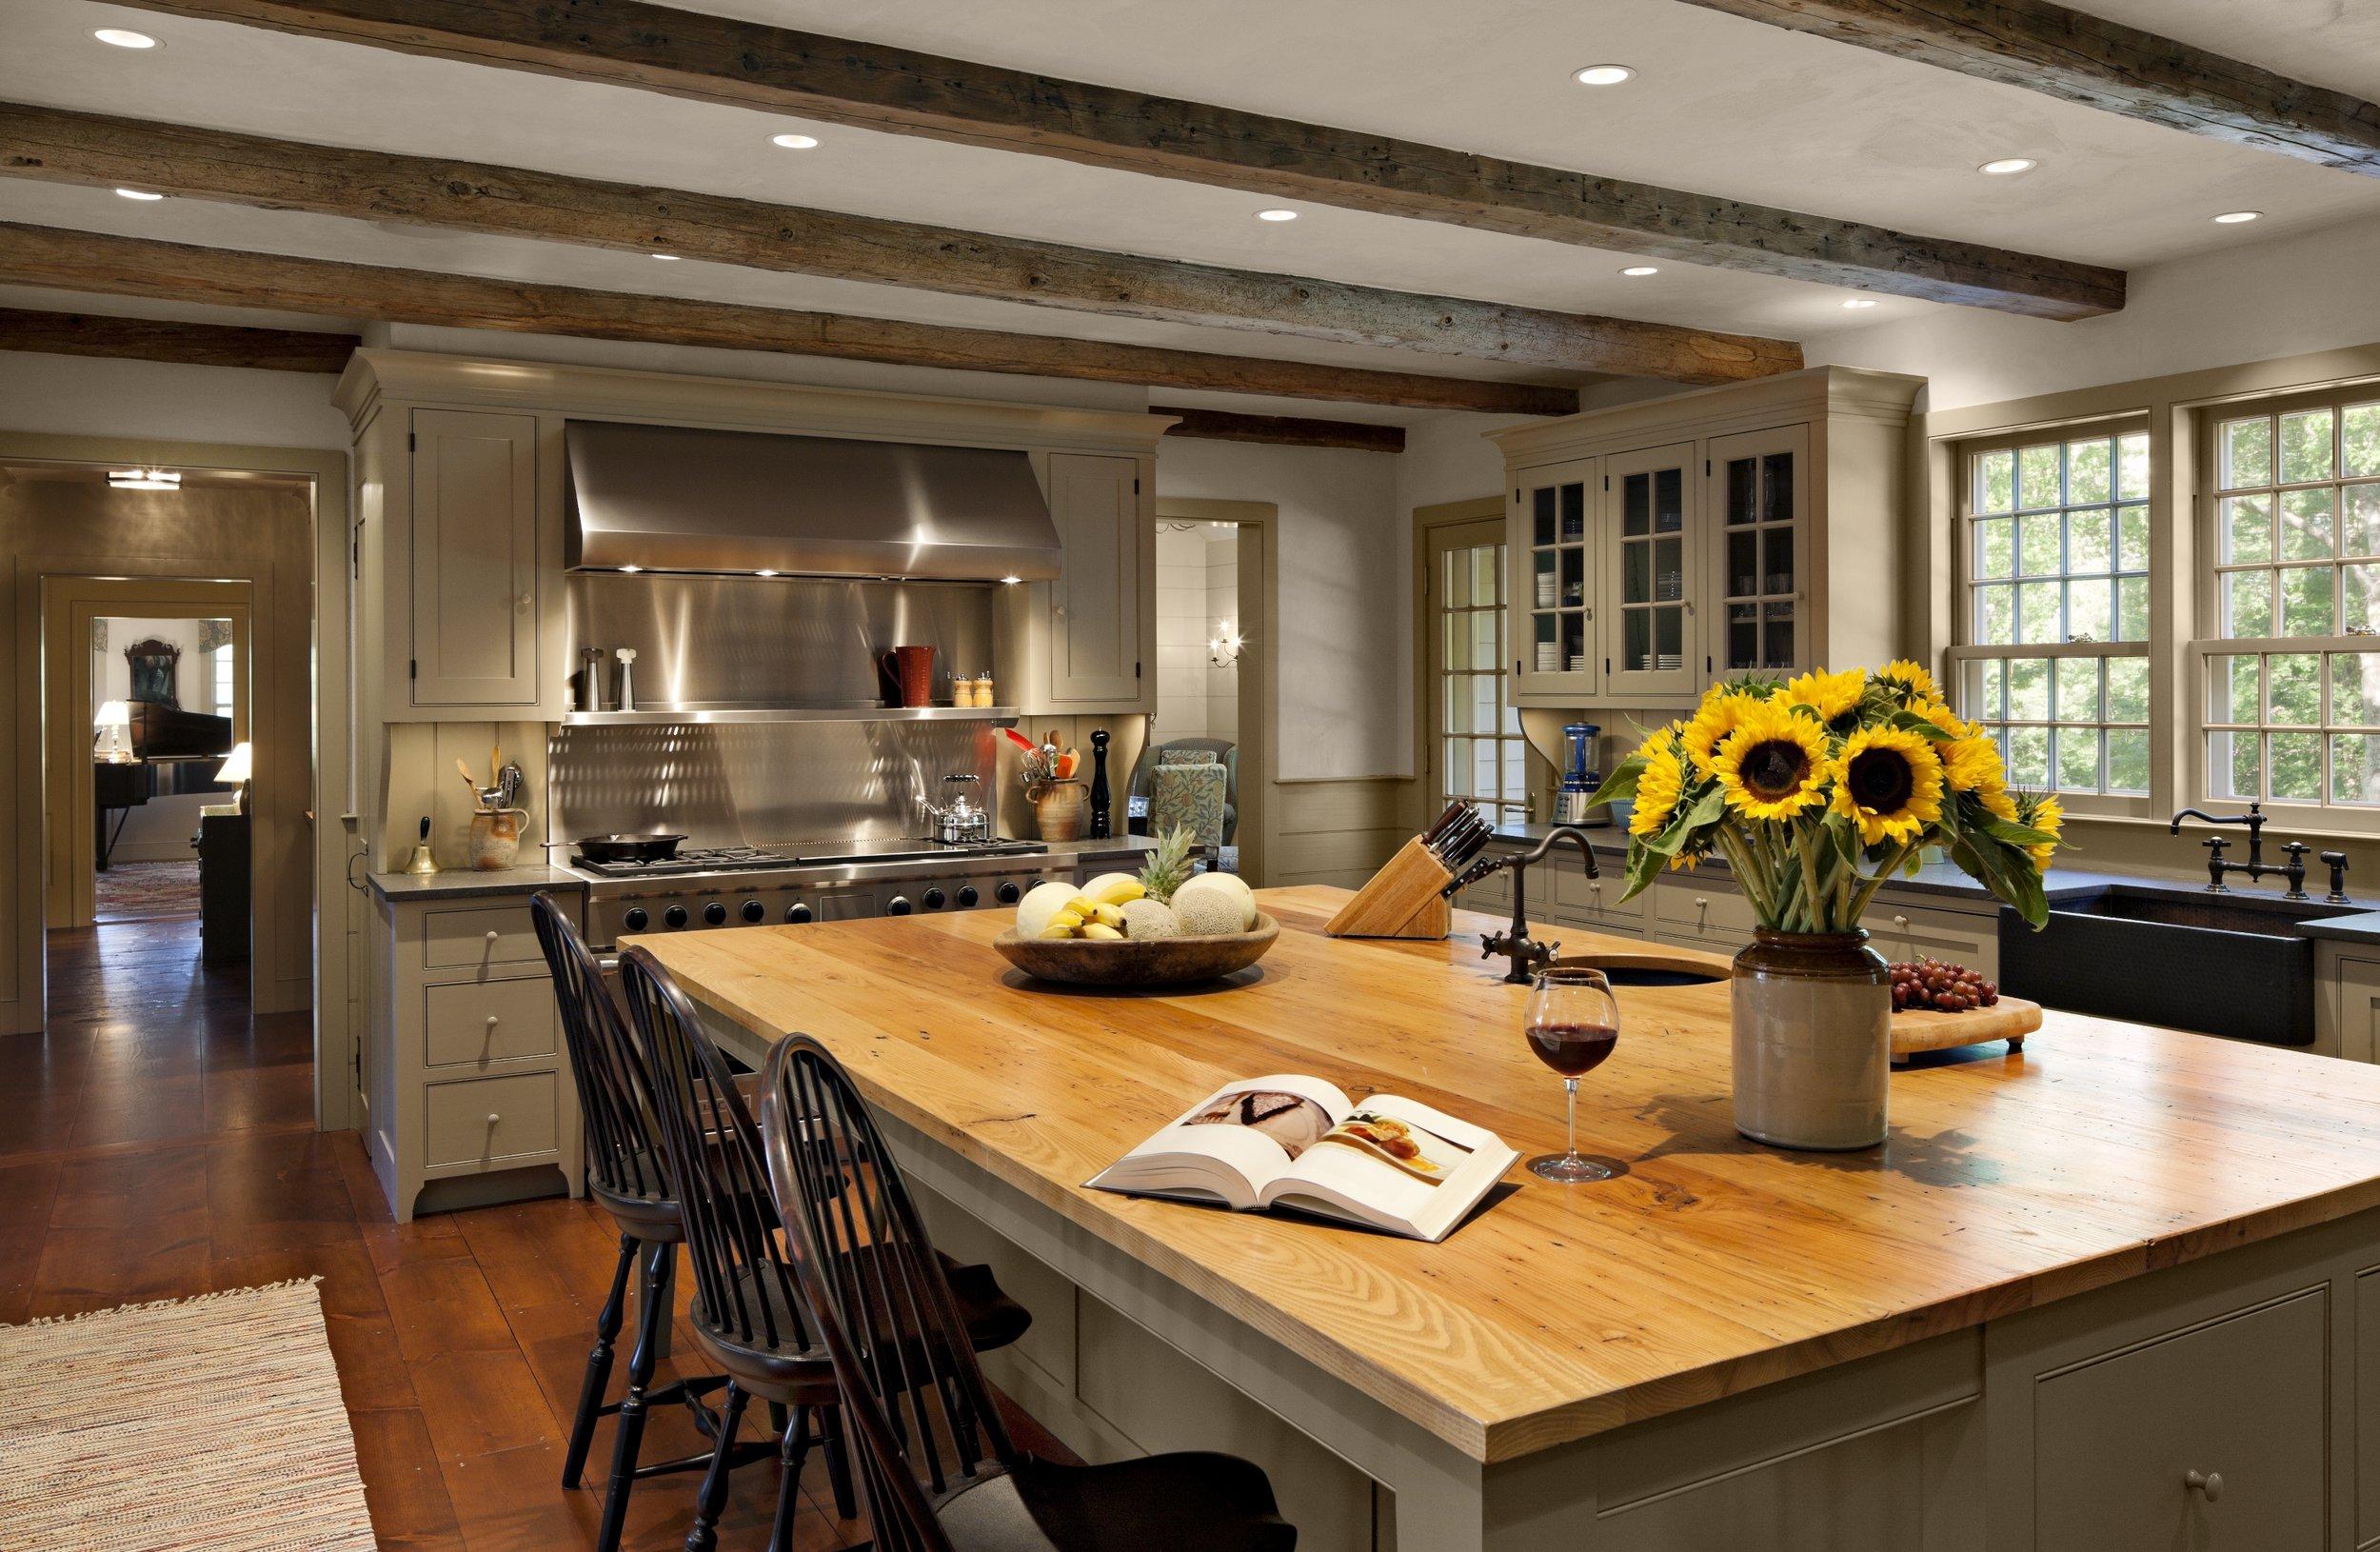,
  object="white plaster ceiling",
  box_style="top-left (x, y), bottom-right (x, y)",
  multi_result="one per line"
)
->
top-left (0, 0), bottom-right (2375, 403)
